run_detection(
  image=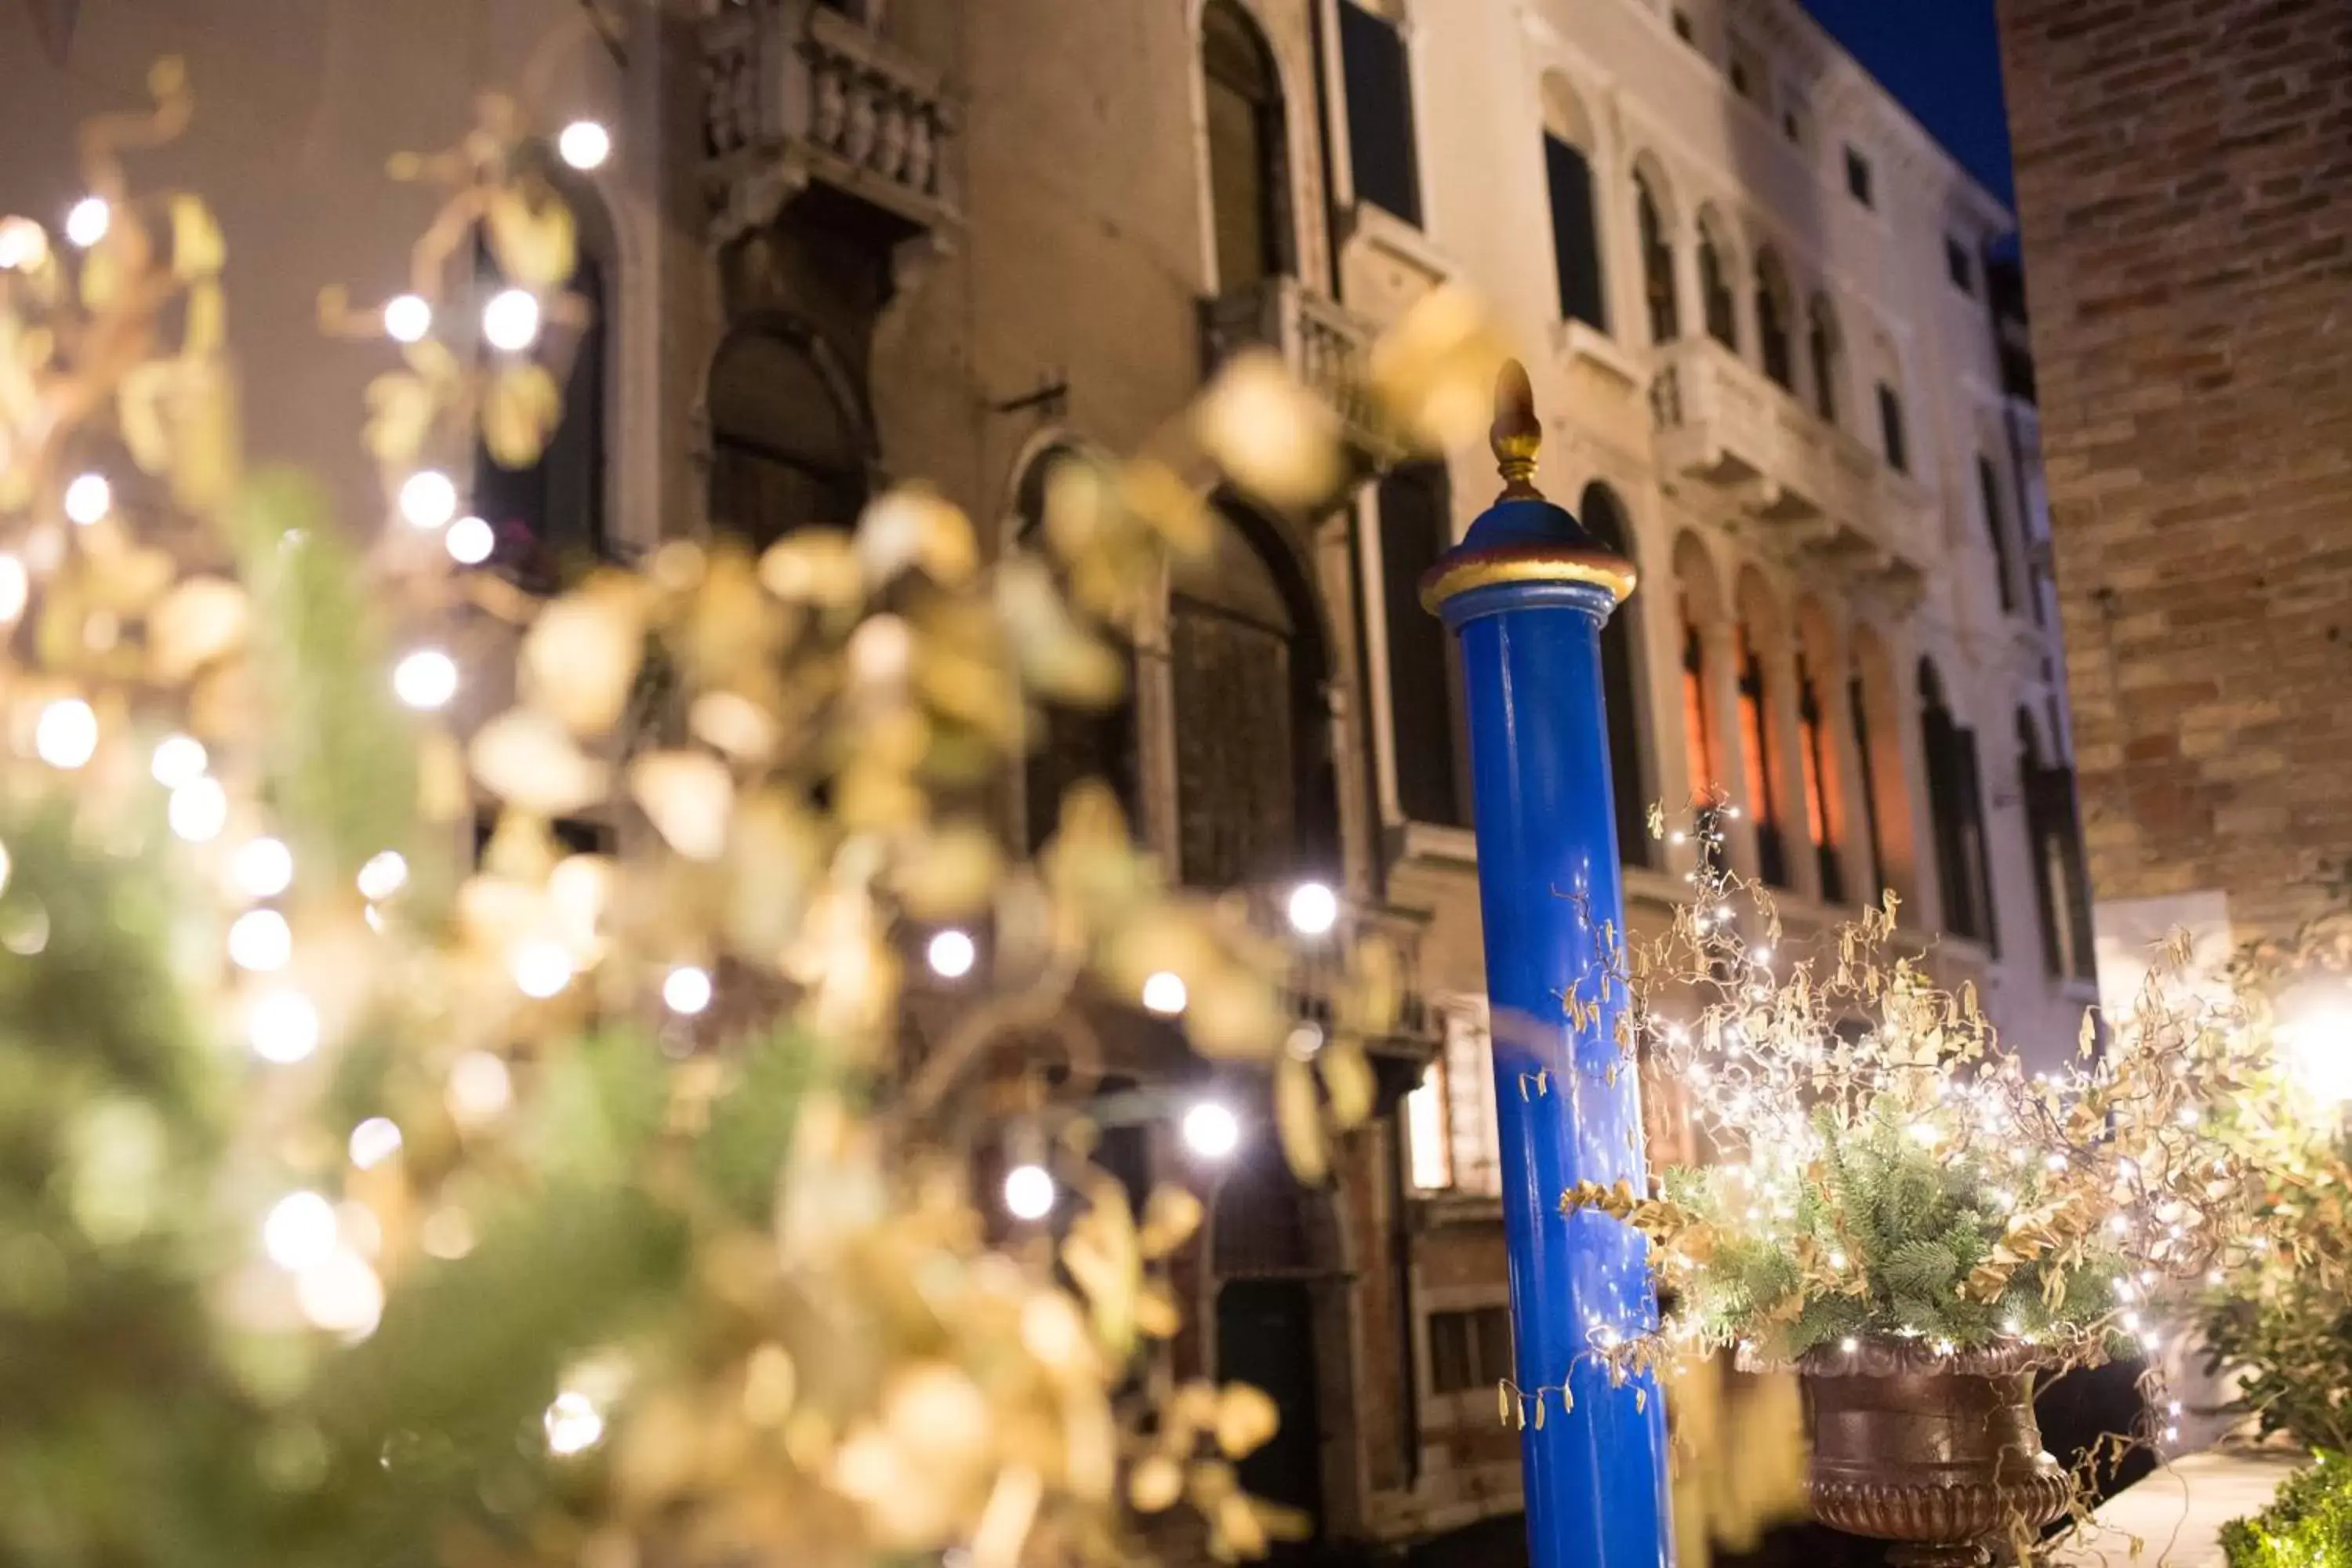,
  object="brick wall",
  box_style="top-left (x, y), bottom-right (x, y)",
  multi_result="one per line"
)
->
top-left (1998, 0), bottom-right (2352, 940)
